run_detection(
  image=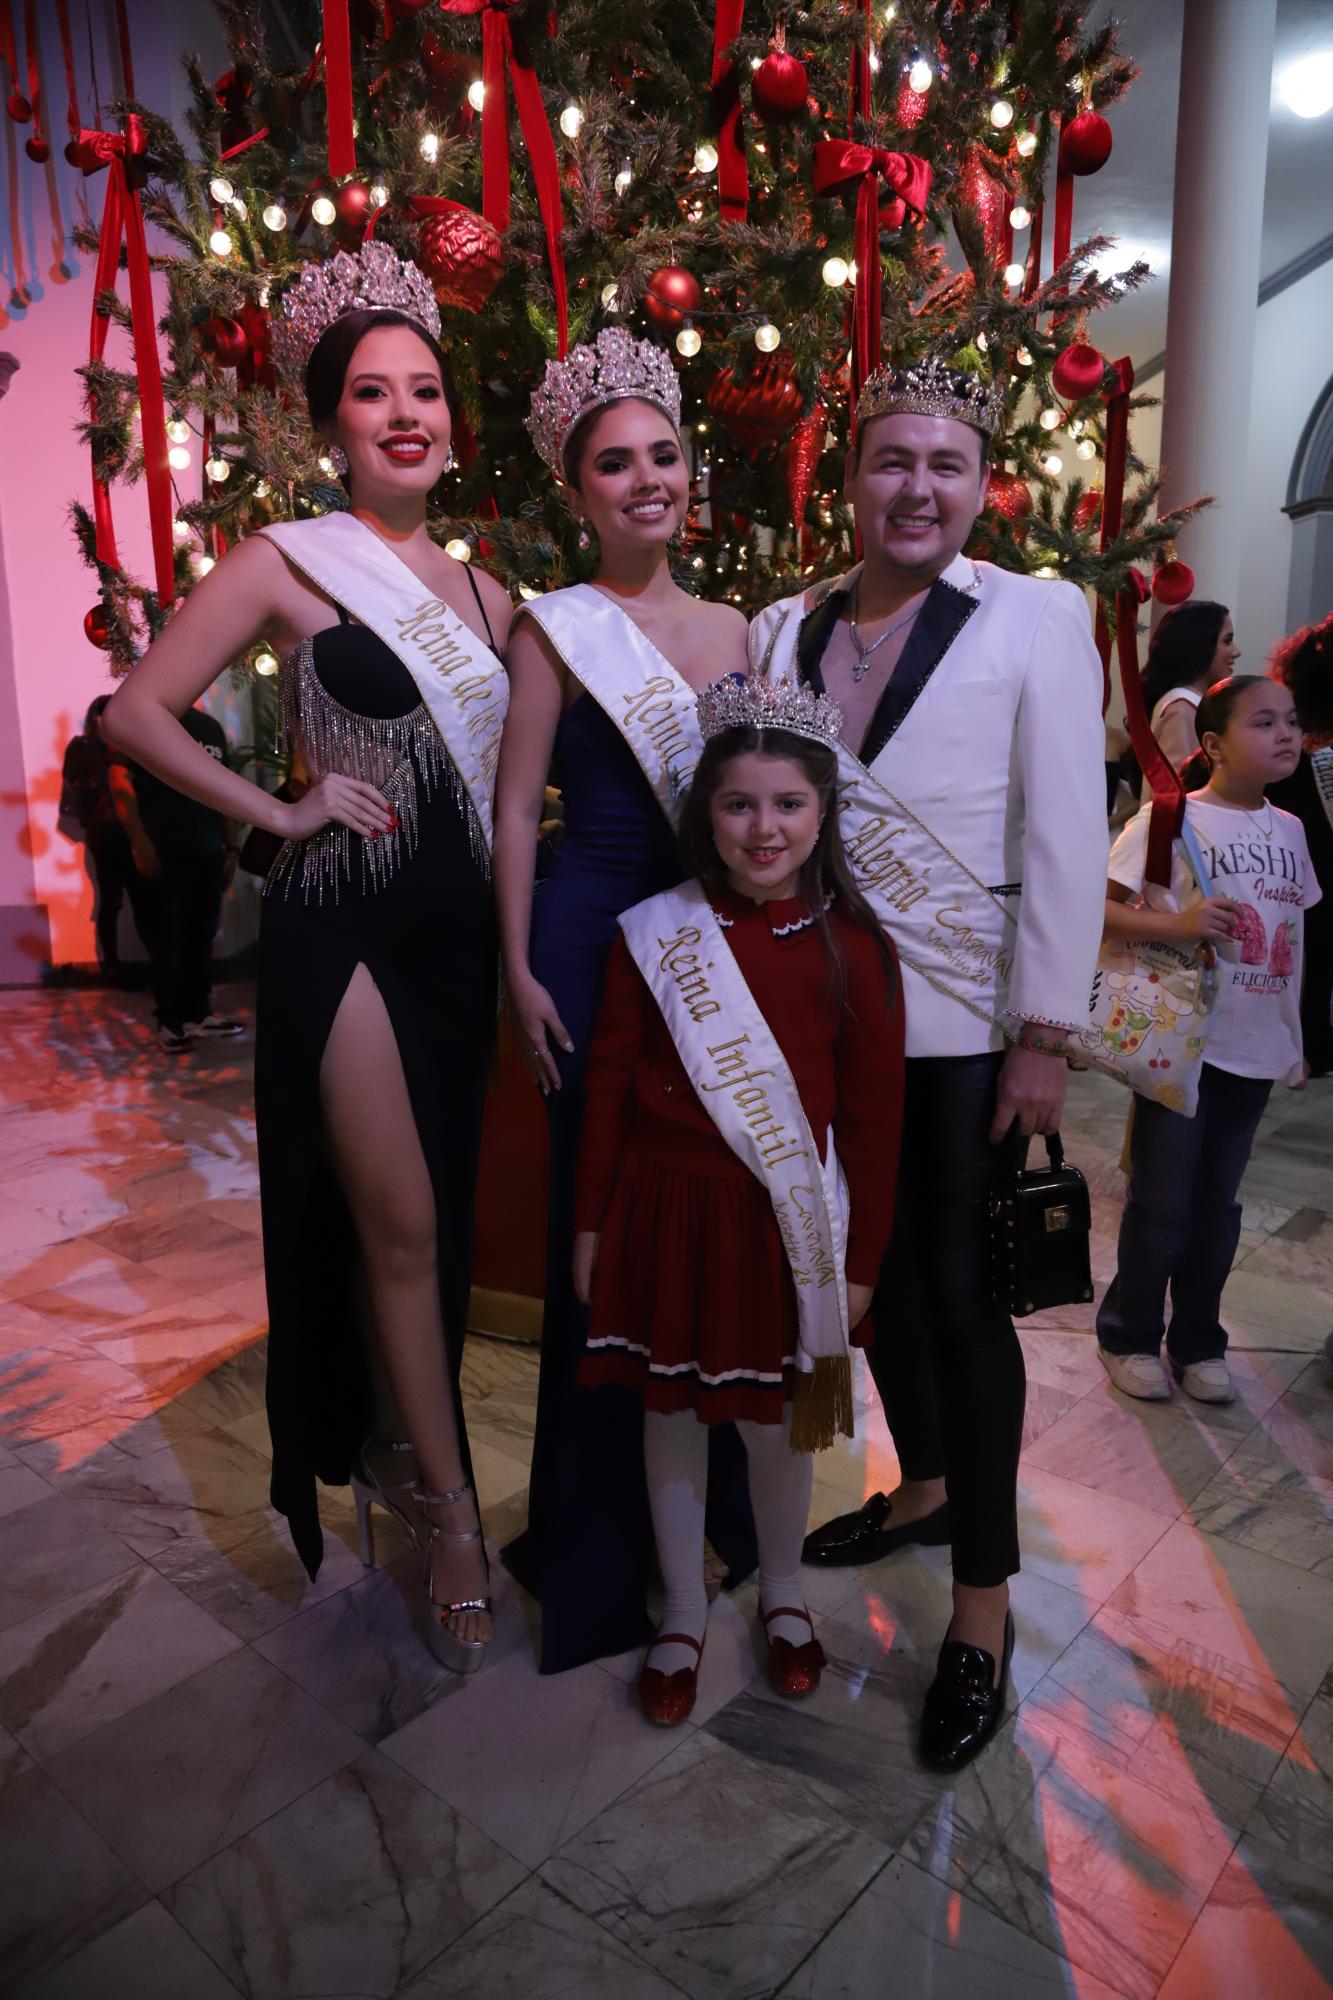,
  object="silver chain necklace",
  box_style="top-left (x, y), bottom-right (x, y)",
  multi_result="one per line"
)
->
top-left (847, 582), bottom-right (923, 682)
